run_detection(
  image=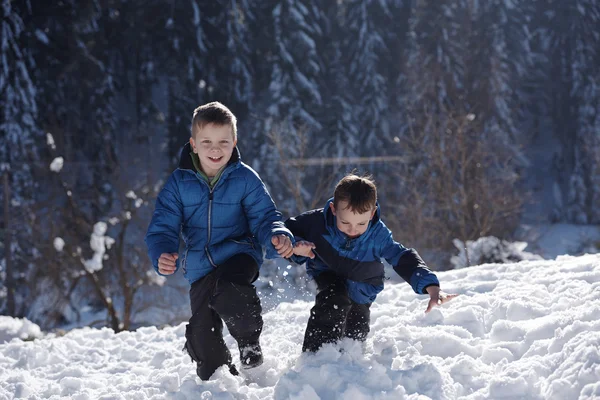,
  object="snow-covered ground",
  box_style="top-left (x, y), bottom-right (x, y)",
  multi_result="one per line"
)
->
top-left (1, 254), bottom-right (599, 400)
top-left (518, 223), bottom-right (600, 259)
